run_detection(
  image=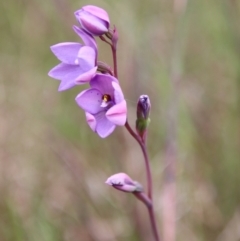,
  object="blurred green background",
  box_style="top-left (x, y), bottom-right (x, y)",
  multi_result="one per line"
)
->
top-left (1, 0), bottom-right (240, 240)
